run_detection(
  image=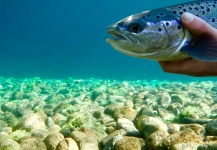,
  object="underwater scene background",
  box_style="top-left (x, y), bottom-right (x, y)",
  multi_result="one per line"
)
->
top-left (0, 0), bottom-right (217, 150)
top-left (0, 0), bottom-right (215, 81)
